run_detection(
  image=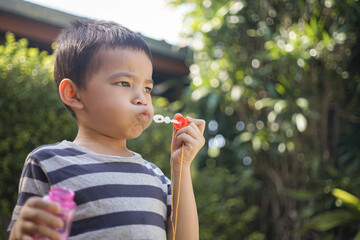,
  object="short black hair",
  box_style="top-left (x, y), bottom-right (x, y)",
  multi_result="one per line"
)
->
top-left (54, 19), bottom-right (152, 118)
